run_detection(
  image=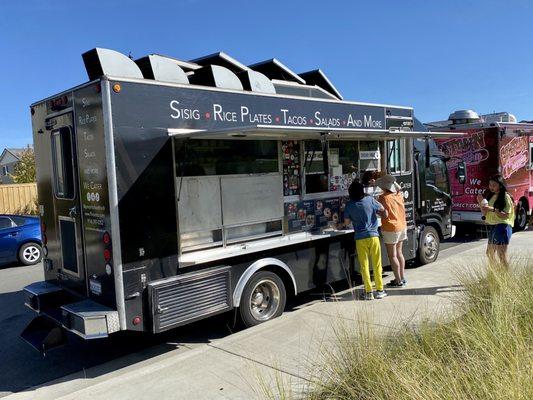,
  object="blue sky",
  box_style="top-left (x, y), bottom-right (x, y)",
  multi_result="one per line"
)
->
top-left (1, 0), bottom-right (531, 148)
